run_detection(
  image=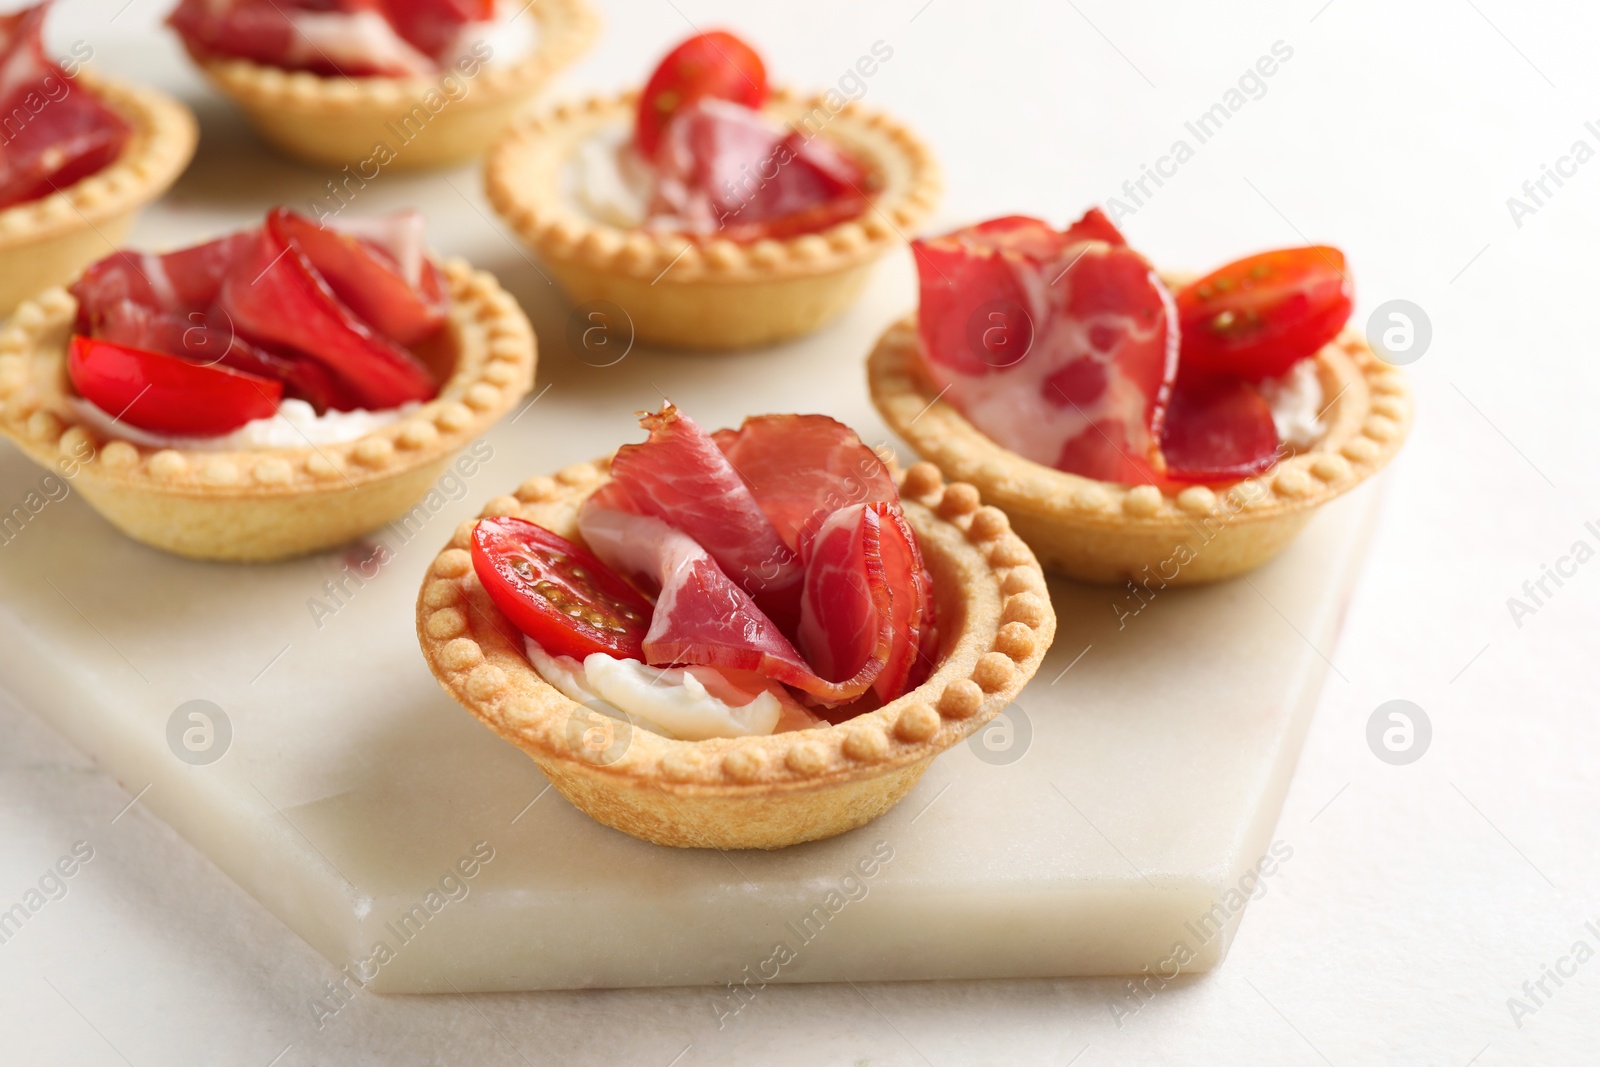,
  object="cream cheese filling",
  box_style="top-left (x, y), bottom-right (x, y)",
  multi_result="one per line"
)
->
top-left (524, 637), bottom-right (793, 741)
top-left (1260, 357), bottom-right (1325, 450)
top-left (452, 1), bottom-right (539, 68)
top-left (567, 127), bottom-right (652, 230)
top-left (69, 397), bottom-right (416, 452)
